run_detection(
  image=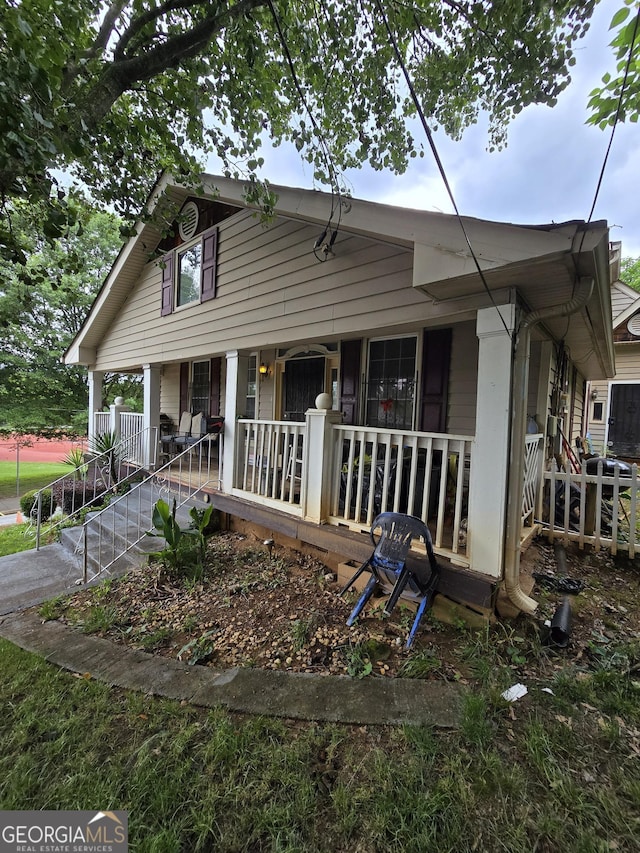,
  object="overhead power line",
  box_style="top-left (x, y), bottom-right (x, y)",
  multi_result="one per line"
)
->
top-left (373, 0), bottom-right (513, 339)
